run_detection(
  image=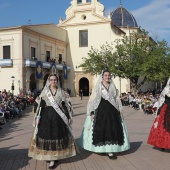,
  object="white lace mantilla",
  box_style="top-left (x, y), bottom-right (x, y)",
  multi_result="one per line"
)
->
top-left (87, 83), bottom-right (122, 115)
top-left (101, 86), bottom-right (119, 111)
